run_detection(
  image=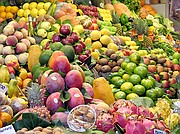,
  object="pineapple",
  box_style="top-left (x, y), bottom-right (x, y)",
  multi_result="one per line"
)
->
top-left (114, 23), bottom-right (122, 35)
top-left (26, 82), bottom-right (45, 108)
